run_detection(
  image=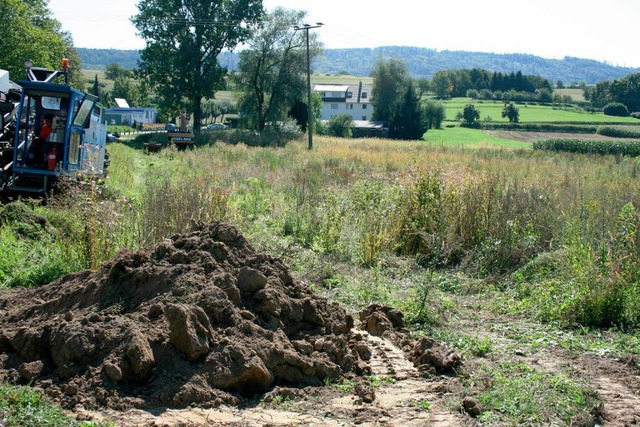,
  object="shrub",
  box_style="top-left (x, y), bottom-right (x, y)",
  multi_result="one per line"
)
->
top-left (603, 102), bottom-right (630, 117)
top-left (466, 89), bottom-right (479, 99)
top-left (478, 89), bottom-right (494, 100)
top-left (327, 114), bottom-right (354, 138)
top-left (631, 112), bottom-right (640, 120)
